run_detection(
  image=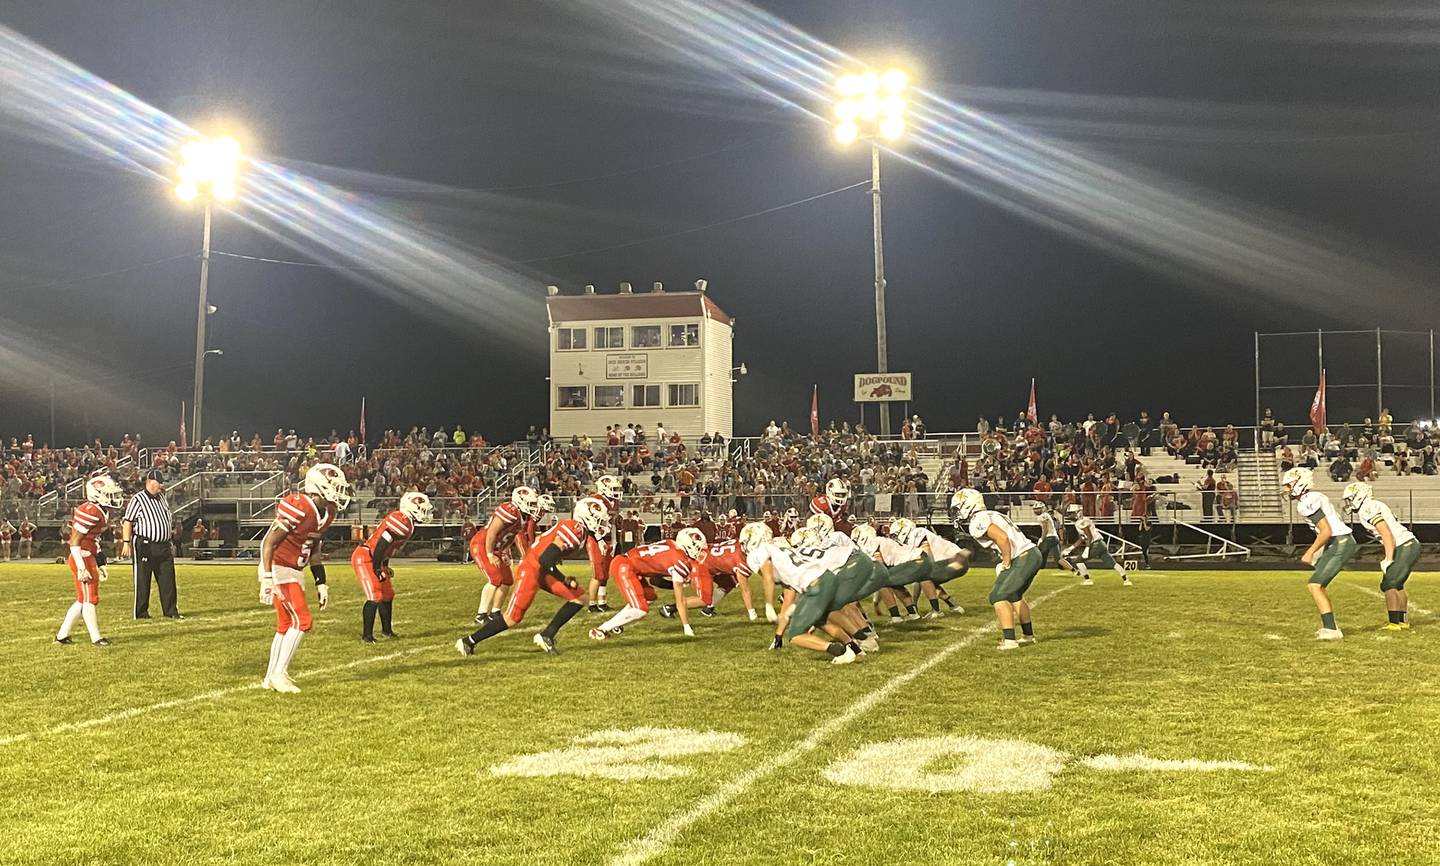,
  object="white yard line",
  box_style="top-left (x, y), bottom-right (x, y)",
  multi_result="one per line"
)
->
top-left (0, 621), bottom-right (540, 748)
top-left (606, 584), bottom-right (1077, 866)
top-left (1353, 585), bottom-right (1433, 618)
